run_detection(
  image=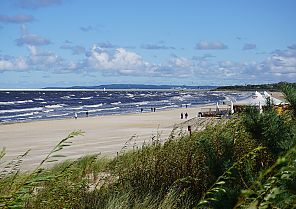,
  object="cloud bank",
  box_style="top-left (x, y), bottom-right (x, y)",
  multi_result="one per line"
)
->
top-left (1, 41), bottom-right (295, 84)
